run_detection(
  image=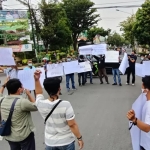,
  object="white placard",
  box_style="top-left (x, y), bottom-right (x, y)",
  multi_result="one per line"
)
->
top-left (36, 68), bottom-right (45, 88)
top-left (135, 63), bottom-right (144, 77)
top-left (0, 48), bottom-right (15, 65)
top-left (18, 69), bottom-right (35, 90)
top-left (142, 61), bottom-right (150, 76)
top-left (119, 53), bottom-right (129, 74)
top-left (130, 93), bottom-right (147, 150)
top-left (85, 61), bottom-right (92, 72)
top-left (63, 60), bottom-right (79, 75)
top-left (105, 51), bottom-right (119, 63)
top-left (79, 45), bottom-right (93, 55)
top-left (92, 44), bottom-right (107, 55)
top-left (47, 63), bottom-right (64, 77)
